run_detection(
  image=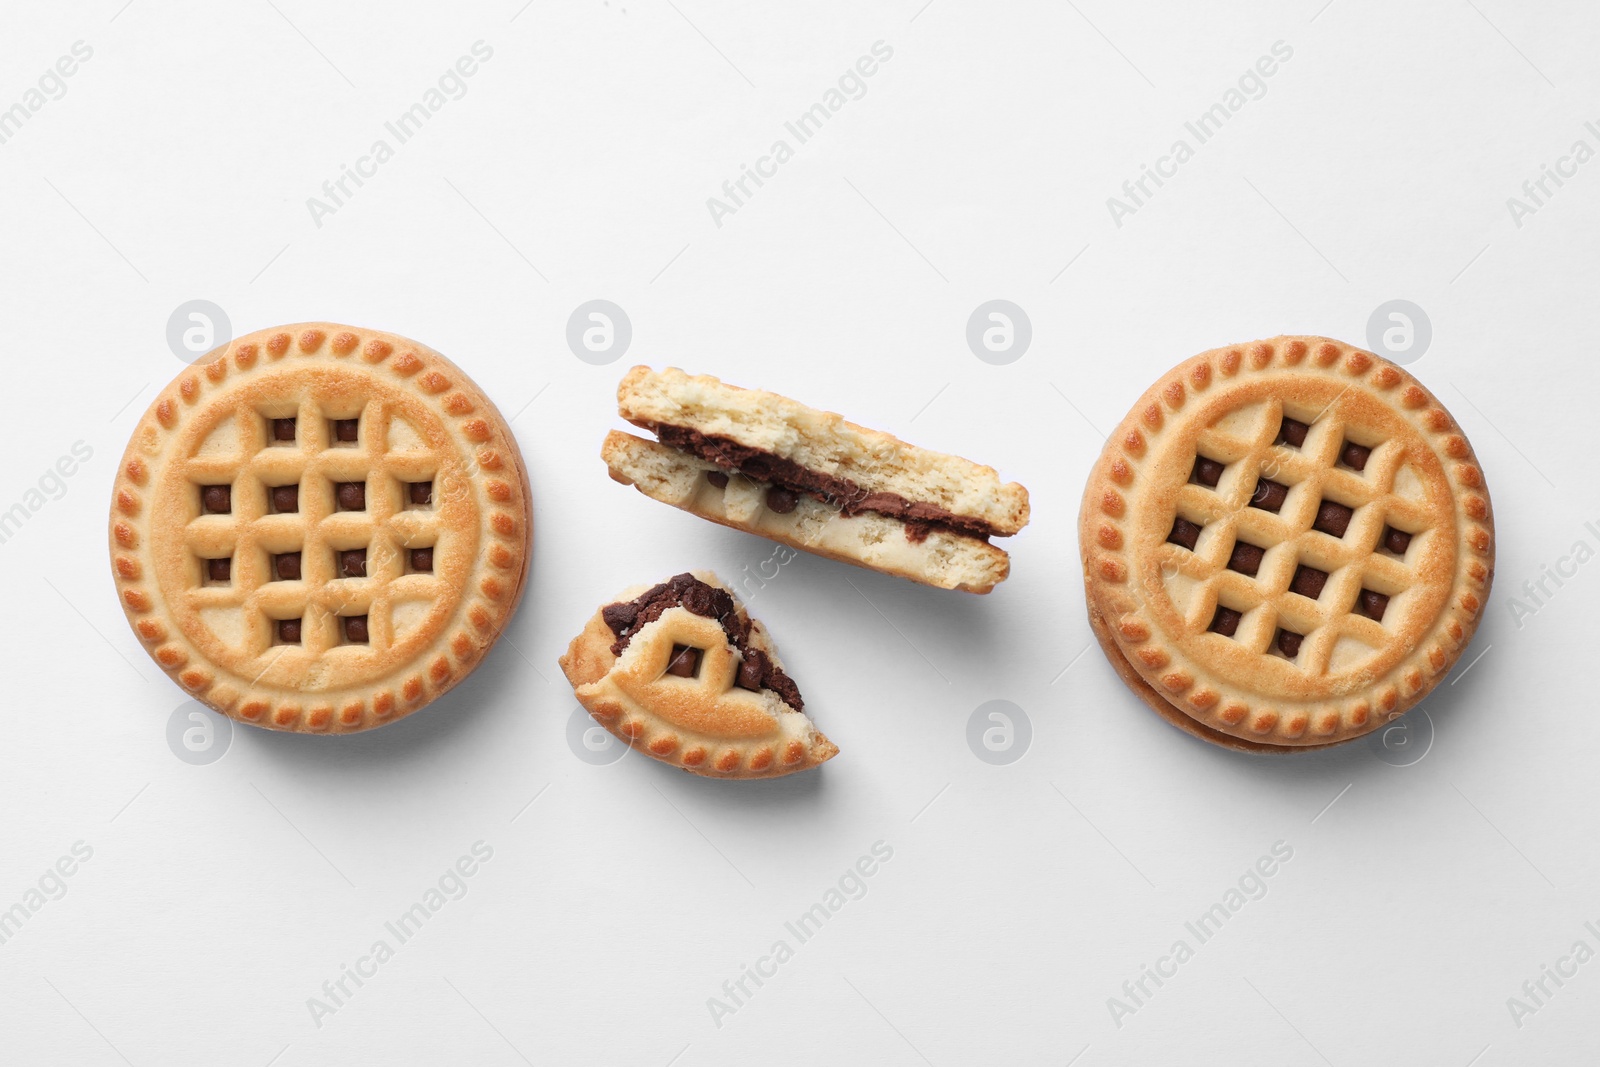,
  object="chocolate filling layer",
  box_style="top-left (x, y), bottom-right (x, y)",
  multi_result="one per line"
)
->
top-left (601, 573), bottom-right (804, 711)
top-left (655, 424), bottom-right (1001, 543)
